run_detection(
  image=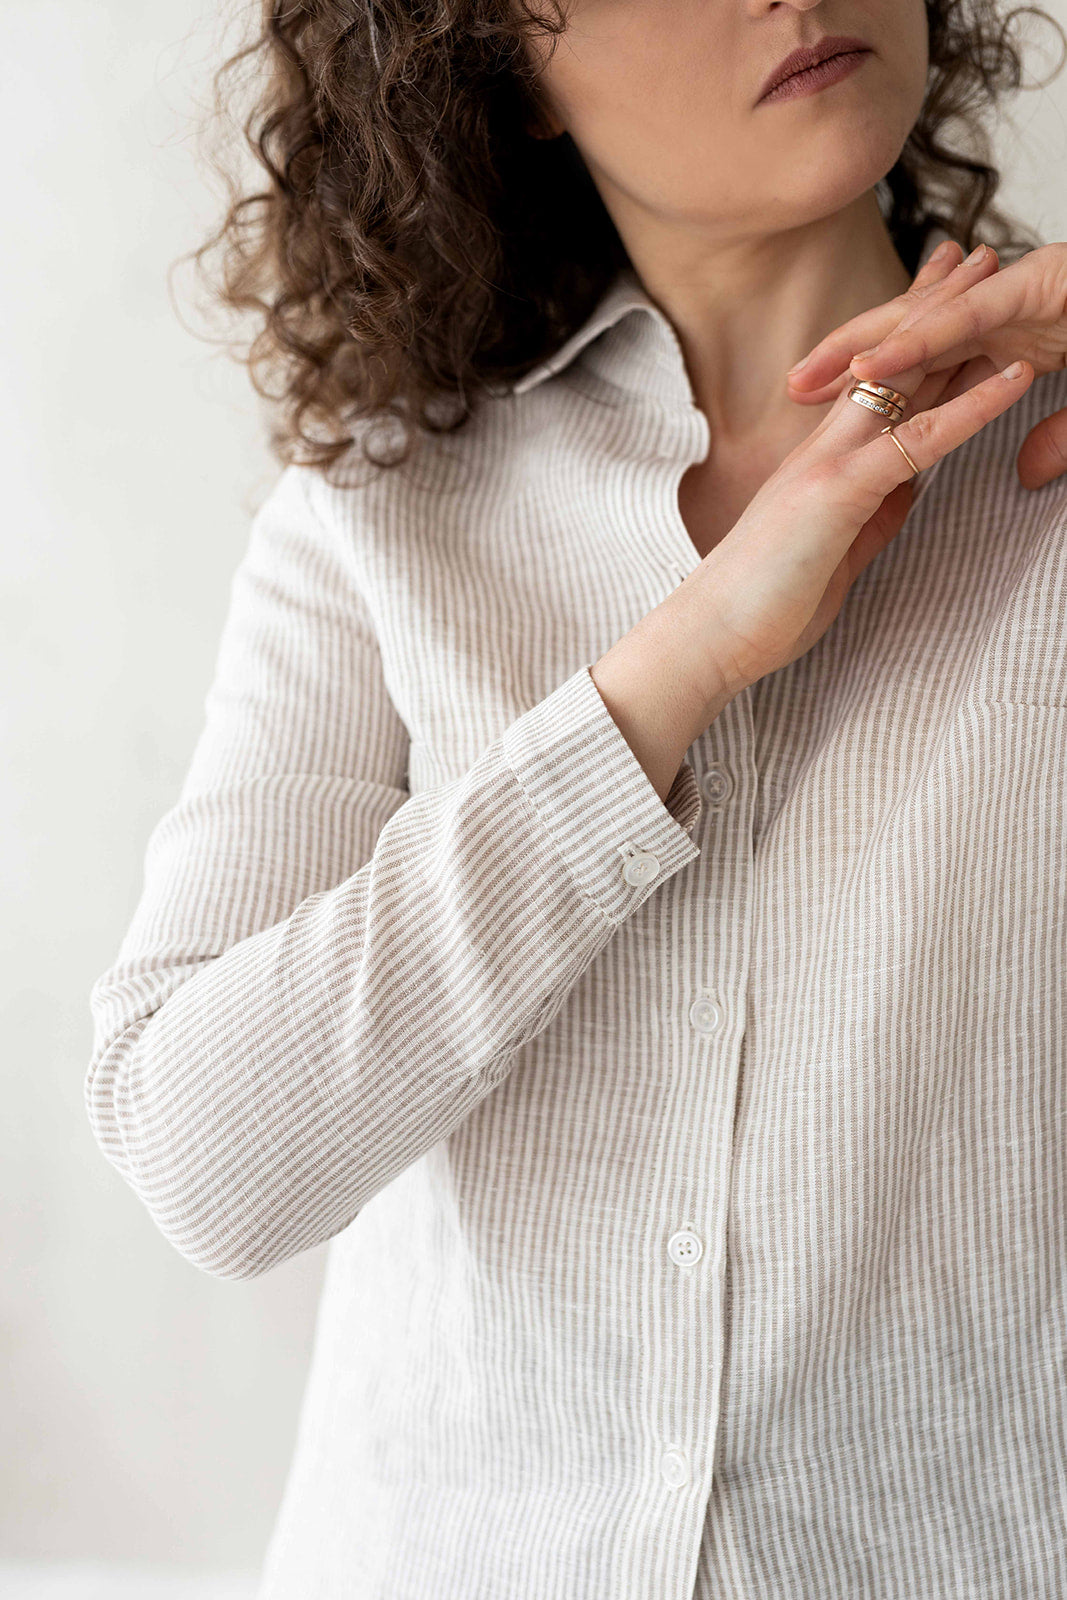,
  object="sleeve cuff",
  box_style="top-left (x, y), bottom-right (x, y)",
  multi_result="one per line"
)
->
top-left (501, 664), bottom-right (703, 925)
